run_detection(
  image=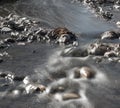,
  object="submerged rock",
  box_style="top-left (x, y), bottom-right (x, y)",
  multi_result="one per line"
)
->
top-left (62, 92), bottom-right (80, 100)
top-left (74, 67), bottom-right (95, 79)
top-left (80, 67), bottom-right (95, 78)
